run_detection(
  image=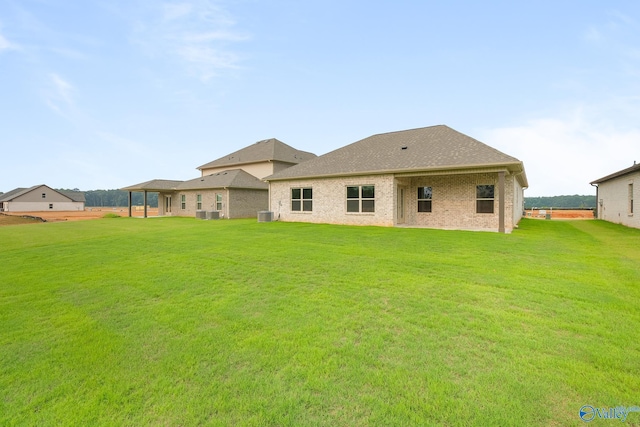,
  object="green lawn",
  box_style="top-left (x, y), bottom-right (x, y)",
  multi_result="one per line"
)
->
top-left (1, 218), bottom-right (639, 426)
